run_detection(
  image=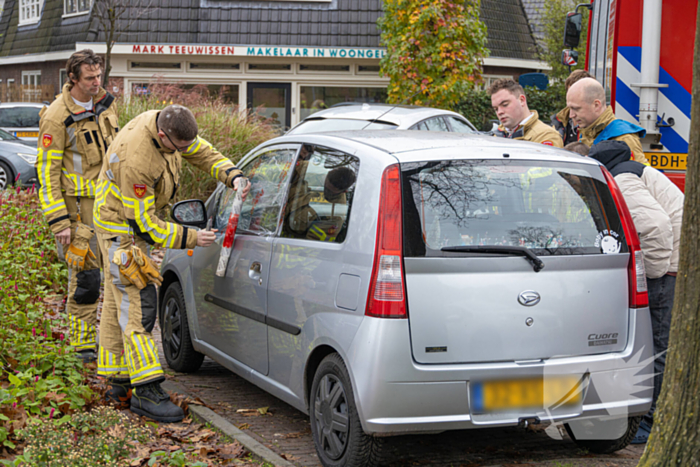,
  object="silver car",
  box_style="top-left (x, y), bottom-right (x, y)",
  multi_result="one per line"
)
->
top-left (0, 102), bottom-right (43, 144)
top-left (159, 131), bottom-right (653, 467)
top-left (287, 103), bottom-right (478, 135)
top-left (0, 128), bottom-right (38, 189)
